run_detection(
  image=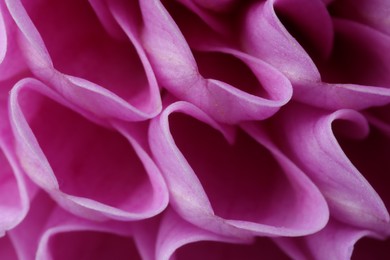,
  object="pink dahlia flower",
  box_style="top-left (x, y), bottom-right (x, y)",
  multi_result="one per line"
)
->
top-left (1, 0), bottom-right (389, 259)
